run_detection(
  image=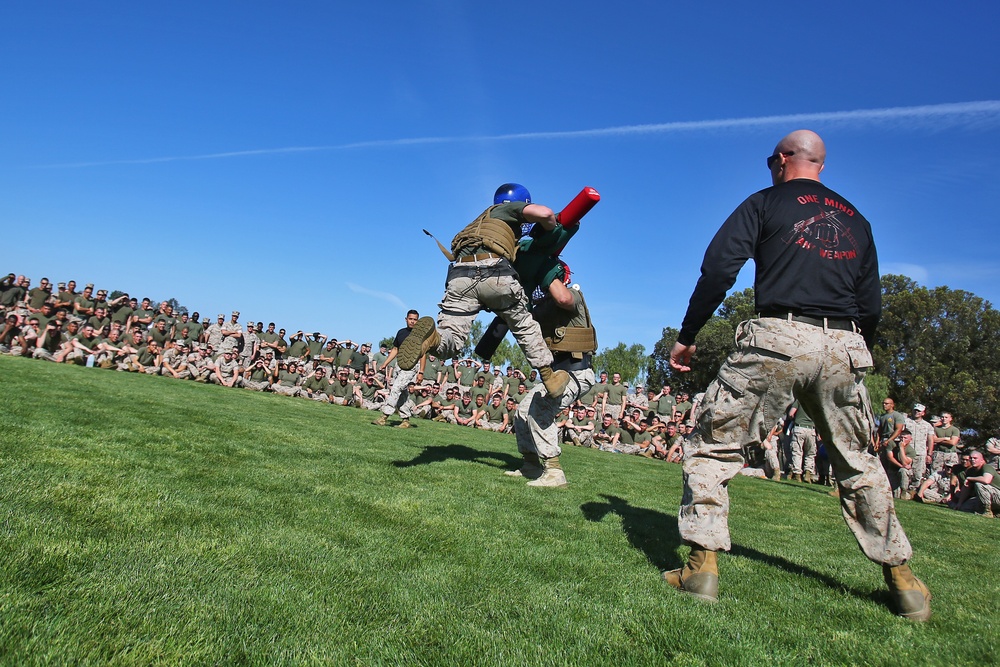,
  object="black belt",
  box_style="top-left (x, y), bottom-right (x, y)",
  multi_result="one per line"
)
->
top-left (446, 258), bottom-right (517, 280)
top-left (551, 352), bottom-right (592, 372)
top-left (759, 312), bottom-right (857, 332)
